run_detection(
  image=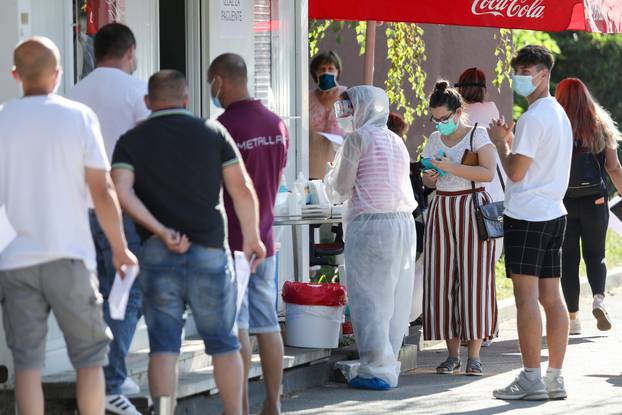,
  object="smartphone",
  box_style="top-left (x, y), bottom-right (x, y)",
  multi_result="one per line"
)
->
top-left (318, 73), bottom-right (337, 91)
